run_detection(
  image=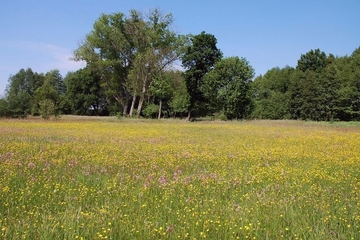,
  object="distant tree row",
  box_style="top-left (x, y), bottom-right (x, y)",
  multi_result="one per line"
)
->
top-left (0, 9), bottom-right (359, 121)
top-left (0, 9), bottom-right (254, 120)
top-left (252, 48), bottom-right (360, 121)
